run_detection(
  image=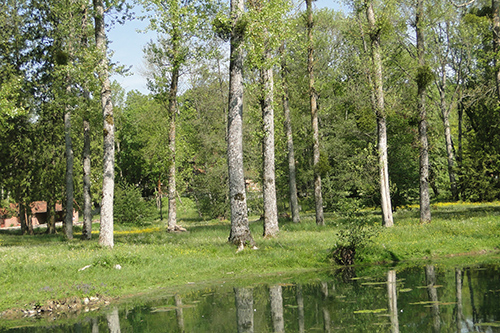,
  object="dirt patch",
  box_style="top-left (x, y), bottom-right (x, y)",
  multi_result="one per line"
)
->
top-left (0, 295), bottom-right (114, 320)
